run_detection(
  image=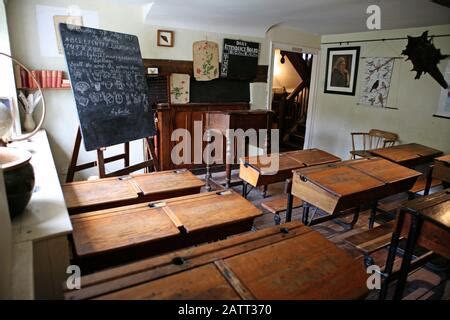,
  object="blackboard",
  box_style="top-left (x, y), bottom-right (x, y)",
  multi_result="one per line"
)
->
top-left (190, 78), bottom-right (250, 103)
top-left (220, 39), bottom-right (259, 80)
top-left (60, 23), bottom-right (155, 151)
